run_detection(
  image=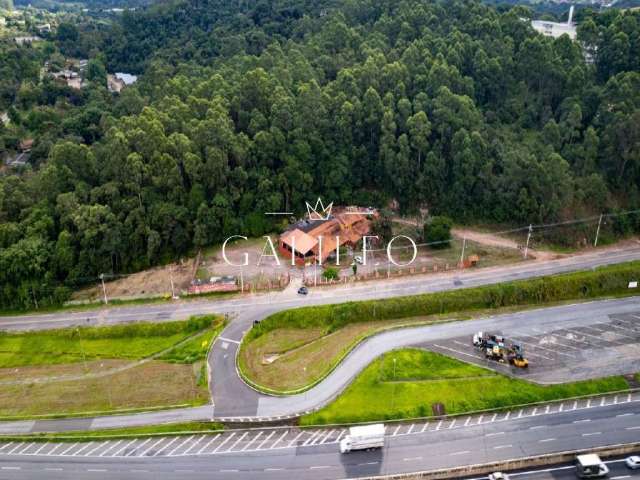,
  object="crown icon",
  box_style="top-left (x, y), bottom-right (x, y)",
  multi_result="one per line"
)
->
top-left (306, 197), bottom-right (333, 221)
